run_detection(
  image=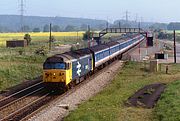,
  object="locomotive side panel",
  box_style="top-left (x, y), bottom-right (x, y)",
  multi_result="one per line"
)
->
top-left (72, 55), bottom-right (93, 80)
